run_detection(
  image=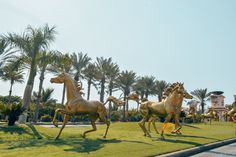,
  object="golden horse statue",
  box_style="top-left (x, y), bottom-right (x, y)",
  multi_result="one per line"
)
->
top-left (126, 93), bottom-right (140, 103)
top-left (224, 101), bottom-right (236, 122)
top-left (139, 83), bottom-right (192, 139)
top-left (185, 103), bottom-right (198, 123)
top-left (50, 73), bottom-right (110, 140)
top-left (103, 95), bottom-right (125, 107)
top-left (200, 107), bottom-right (218, 124)
top-left (146, 83), bottom-right (192, 135)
